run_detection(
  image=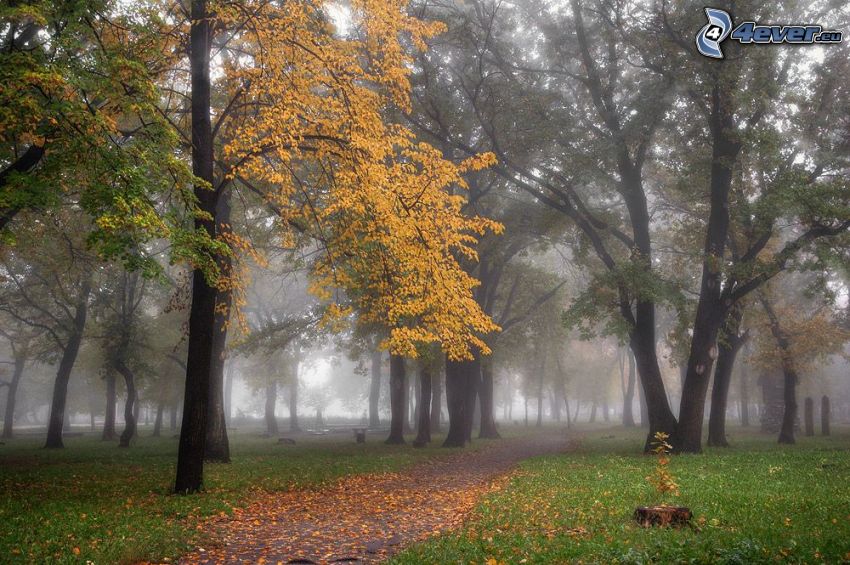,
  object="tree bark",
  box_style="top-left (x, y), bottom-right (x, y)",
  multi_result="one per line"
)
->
top-left (265, 379), bottom-right (278, 435)
top-left (413, 361), bottom-right (432, 447)
top-left (804, 397), bottom-right (814, 437)
top-left (204, 191), bottom-right (232, 463)
top-left (386, 354), bottom-right (406, 444)
top-left (116, 361), bottom-right (137, 448)
top-left (430, 366), bottom-right (442, 433)
top-left (369, 349), bottom-right (381, 428)
top-left (621, 349), bottom-right (636, 427)
top-left (675, 76), bottom-right (743, 454)
top-left (740, 341), bottom-right (751, 426)
top-left (175, 0), bottom-right (216, 494)
top-left (708, 309), bottom-right (746, 447)
top-left (2, 353), bottom-right (25, 439)
top-left (821, 396), bottom-right (830, 436)
top-left (45, 281), bottom-right (90, 449)
top-left (759, 295), bottom-right (798, 444)
top-left (289, 362), bottom-right (300, 432)
top-left (443, 355), bottom-right (477, 447)
top-left (153, 399), bottom-right (164, 437)
top-left (630, 326), bottom-right (676, 449)
top-left (478, 355), bottom-right (500, 438)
